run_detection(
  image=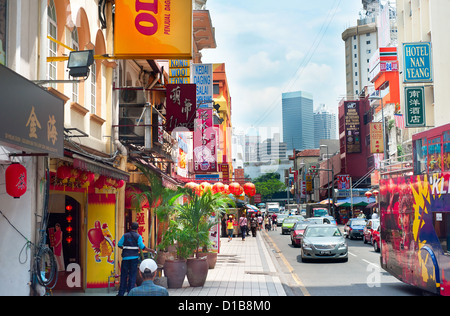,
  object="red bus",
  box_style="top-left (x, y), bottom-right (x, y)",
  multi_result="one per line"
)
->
top-left (380, 123), bottom-right (450, 295)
